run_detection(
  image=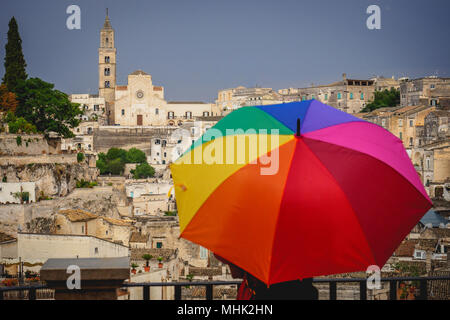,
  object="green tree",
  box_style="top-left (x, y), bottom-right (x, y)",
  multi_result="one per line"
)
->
top-left (126, 147), bottom-right (147, 163)
top-left (106, 147), bottom-right (127, 162)
top-left (133, 162), bottom-right (155, 179)
top-left (96, 158), bottom-right (108, 175)
top-left (107, 158), bottom-right (125, 175)
top-left (14, 78), bottom-right (82, 138)
top-left (361, 88), bottom-right (400, 113)
top-left (2, 17), bottom-right (27, 93)
top-left (8, 116), bottom-right (36, 134)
